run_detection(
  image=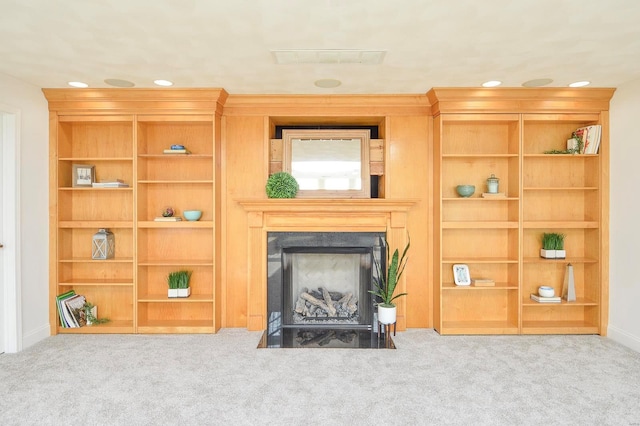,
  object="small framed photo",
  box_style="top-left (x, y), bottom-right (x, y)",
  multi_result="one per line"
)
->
top-left (72, 164), bottom-right (95, 187)
top-left (453, 264), bottom-right (471, 286)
